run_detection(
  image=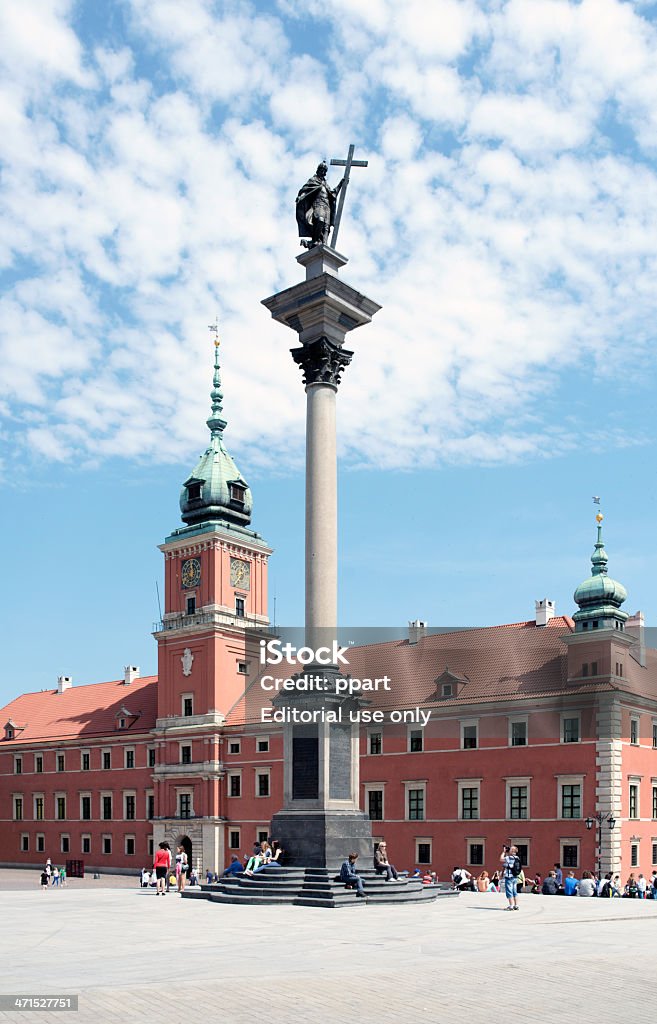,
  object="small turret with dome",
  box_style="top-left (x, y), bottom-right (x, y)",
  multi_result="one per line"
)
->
top-left (572, 513), bottom-right (628, 633)
top-left (179, 336), bottom-right (253, 530)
